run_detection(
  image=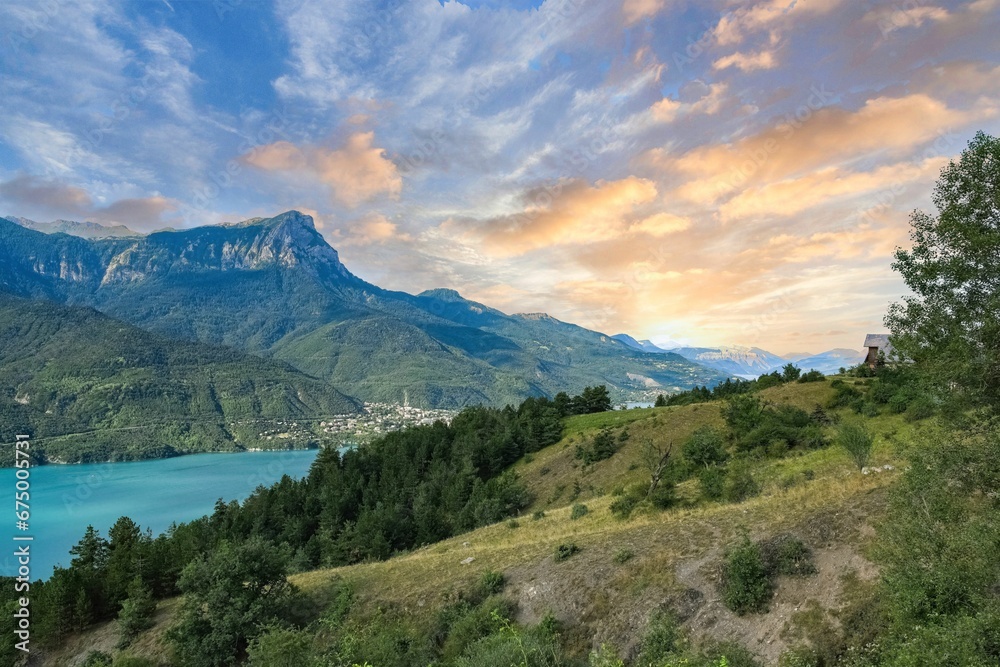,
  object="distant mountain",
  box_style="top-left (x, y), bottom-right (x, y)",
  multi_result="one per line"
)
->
top-left (611, 333), bottom-right (675, 354)
top-left (615, 335), bottom-right (787, 378)
top-left (0, 212), bottom-right (728, 408)
top-left (0, 294), bottom-right (360, 464)
top-left (786, 348), bottom-right (865, 375)
top-left (9, 216), bottom-right (140, 239)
